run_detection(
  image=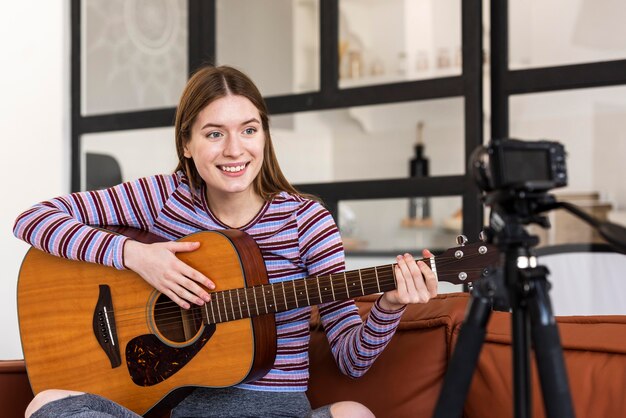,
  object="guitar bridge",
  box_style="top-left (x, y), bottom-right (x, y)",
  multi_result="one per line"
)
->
top-left (93, 285), bottom-right (121, 368)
